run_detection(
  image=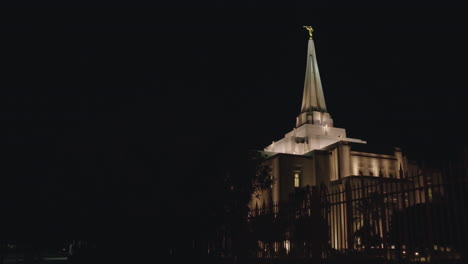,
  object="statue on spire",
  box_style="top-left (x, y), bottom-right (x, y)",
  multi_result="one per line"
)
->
top-left (303, 26), bottom-right (313, 39)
